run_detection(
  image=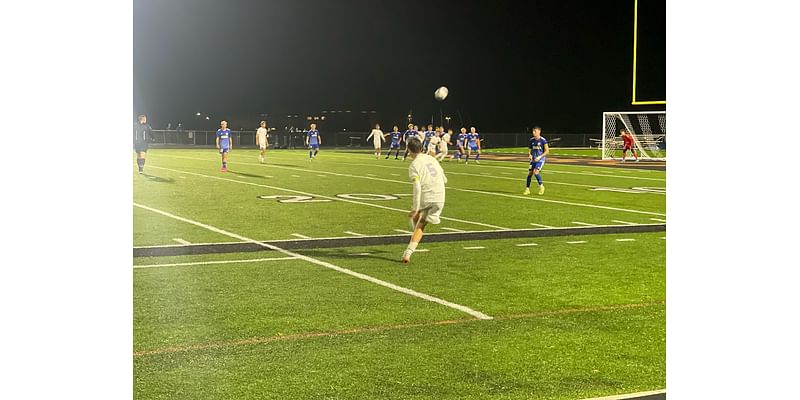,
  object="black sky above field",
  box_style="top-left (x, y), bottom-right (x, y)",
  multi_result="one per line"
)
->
top-left (134, 0), bottom-right (664, 132)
